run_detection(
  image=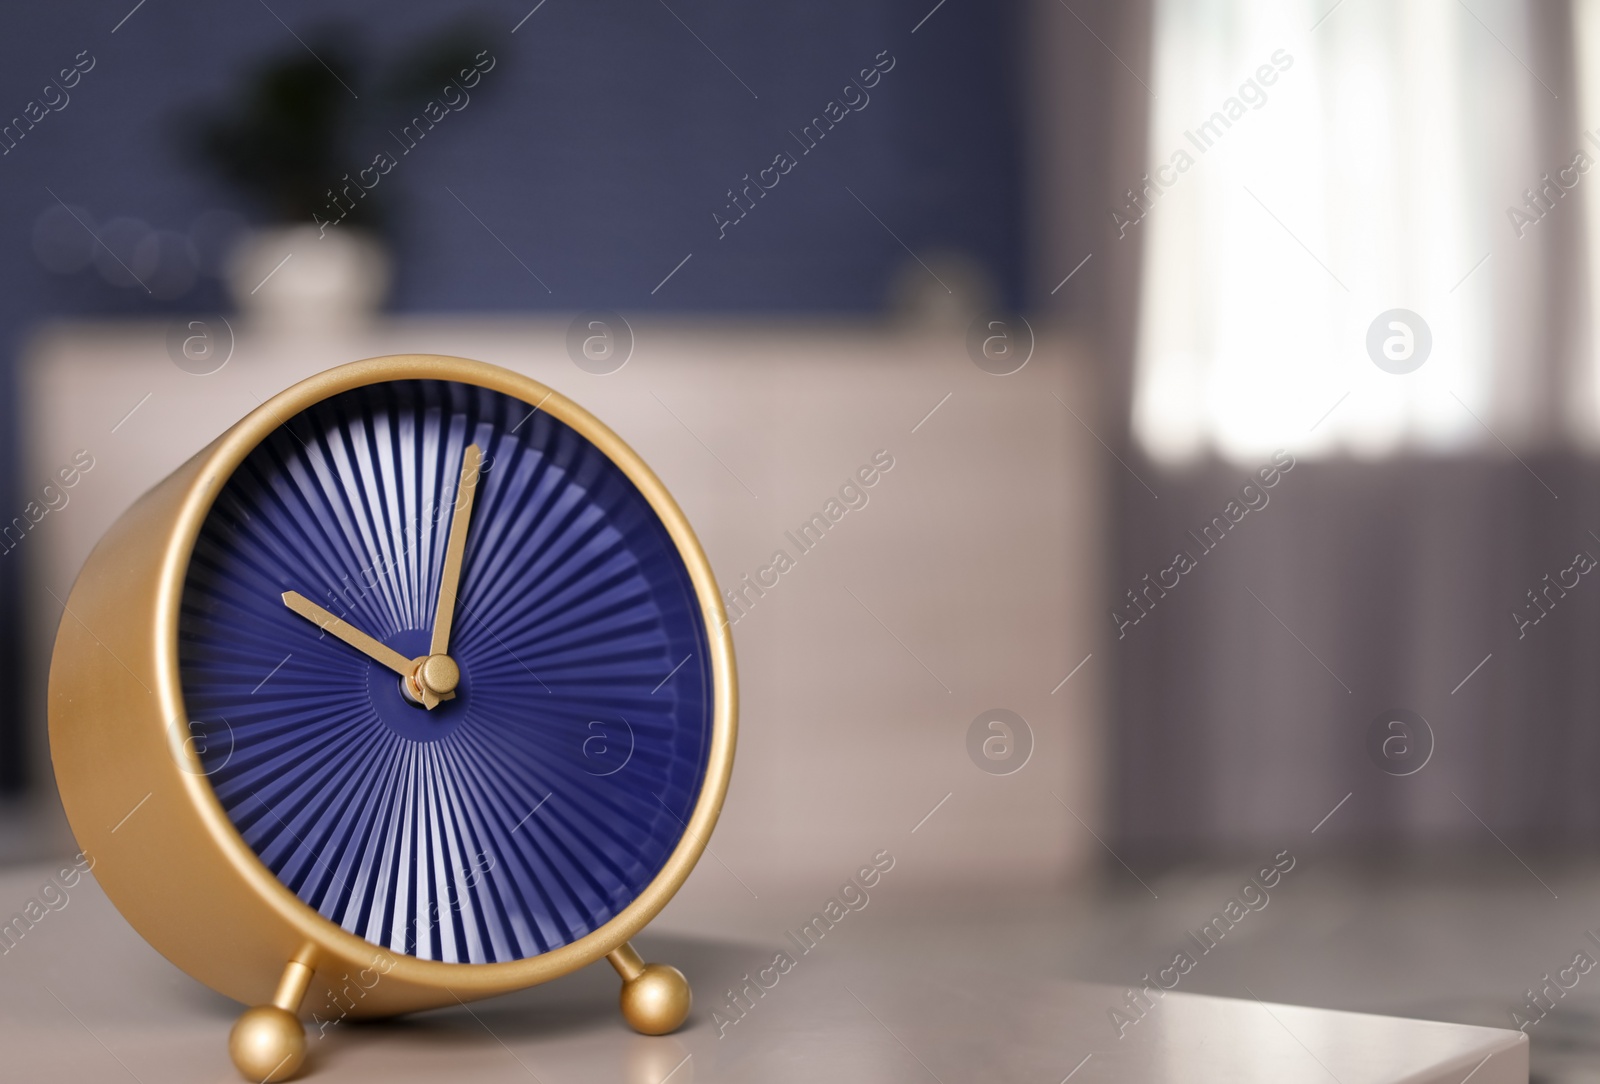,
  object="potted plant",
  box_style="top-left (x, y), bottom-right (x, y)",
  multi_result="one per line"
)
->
top-left (183, 23), bottom-right (494, 328)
